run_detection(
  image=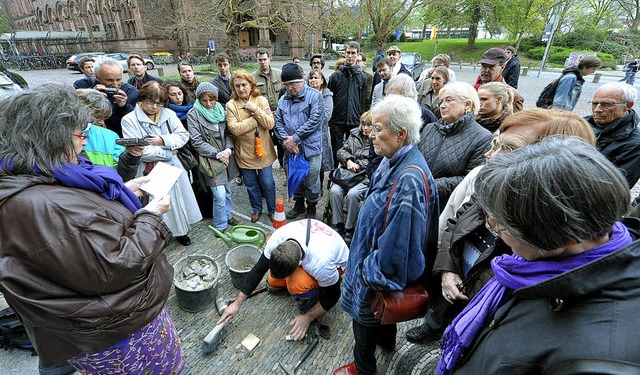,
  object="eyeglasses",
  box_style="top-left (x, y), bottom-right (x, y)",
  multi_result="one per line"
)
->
top-left (145, 98), bottom-right (164, 107)
top-left (72, 133), bottom-right (89, 140)
top-left (484, 213), bottom-right (507, 236)
top-left (589, 101), bottom-right (627, 108)
top-left (440, 97), bottom-right (467, 104)
top-left (489, 137), bottom-right (517, 154)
